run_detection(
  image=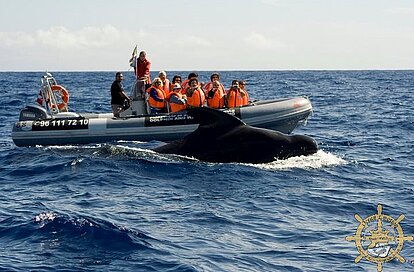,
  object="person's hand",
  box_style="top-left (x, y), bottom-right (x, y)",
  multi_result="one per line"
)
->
top-left (186, 88), bottom-right (194, 97)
